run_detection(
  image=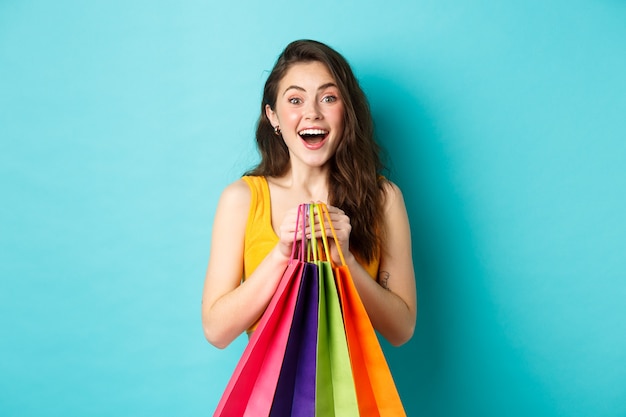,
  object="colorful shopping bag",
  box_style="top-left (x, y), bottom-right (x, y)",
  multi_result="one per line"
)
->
top-left (213, 206), bottom-right (307, 417)
top-left (214, 203), bottom-right (407, 416)
top-left (320, 204), bottom-right (407, 416)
